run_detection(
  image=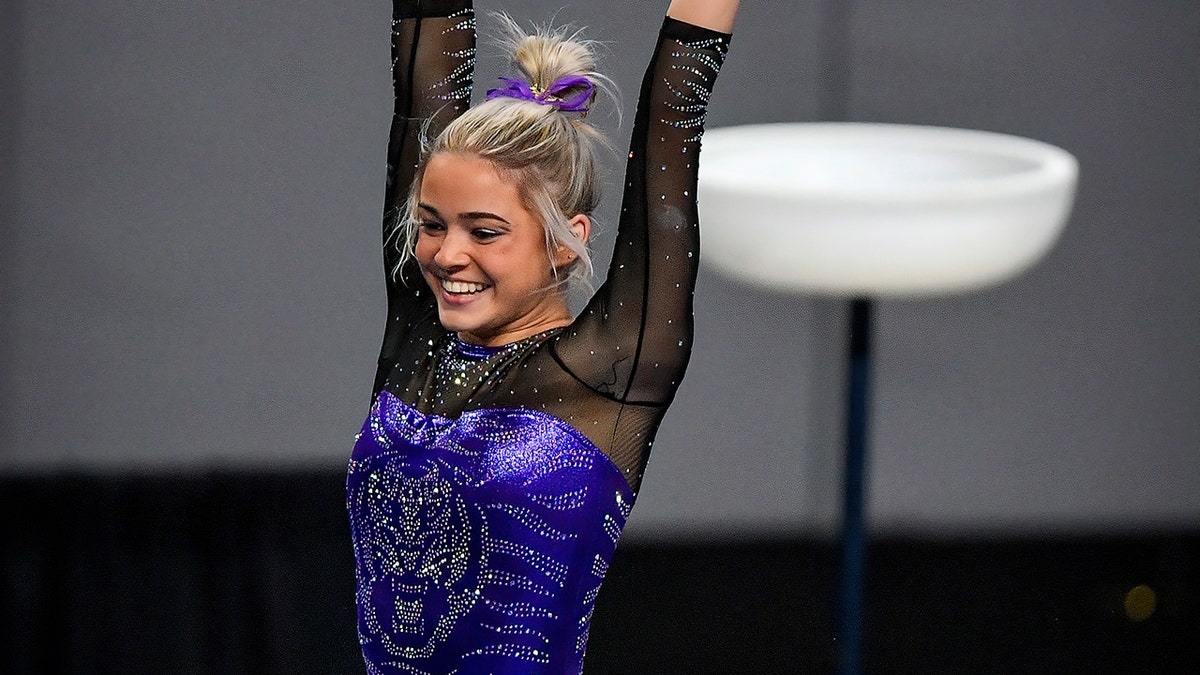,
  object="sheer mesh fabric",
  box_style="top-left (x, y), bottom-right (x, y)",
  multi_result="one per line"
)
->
top-left (375, 0), bottom-right (729, 495)
top-left (374, 0), bottom-right (476, 396)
